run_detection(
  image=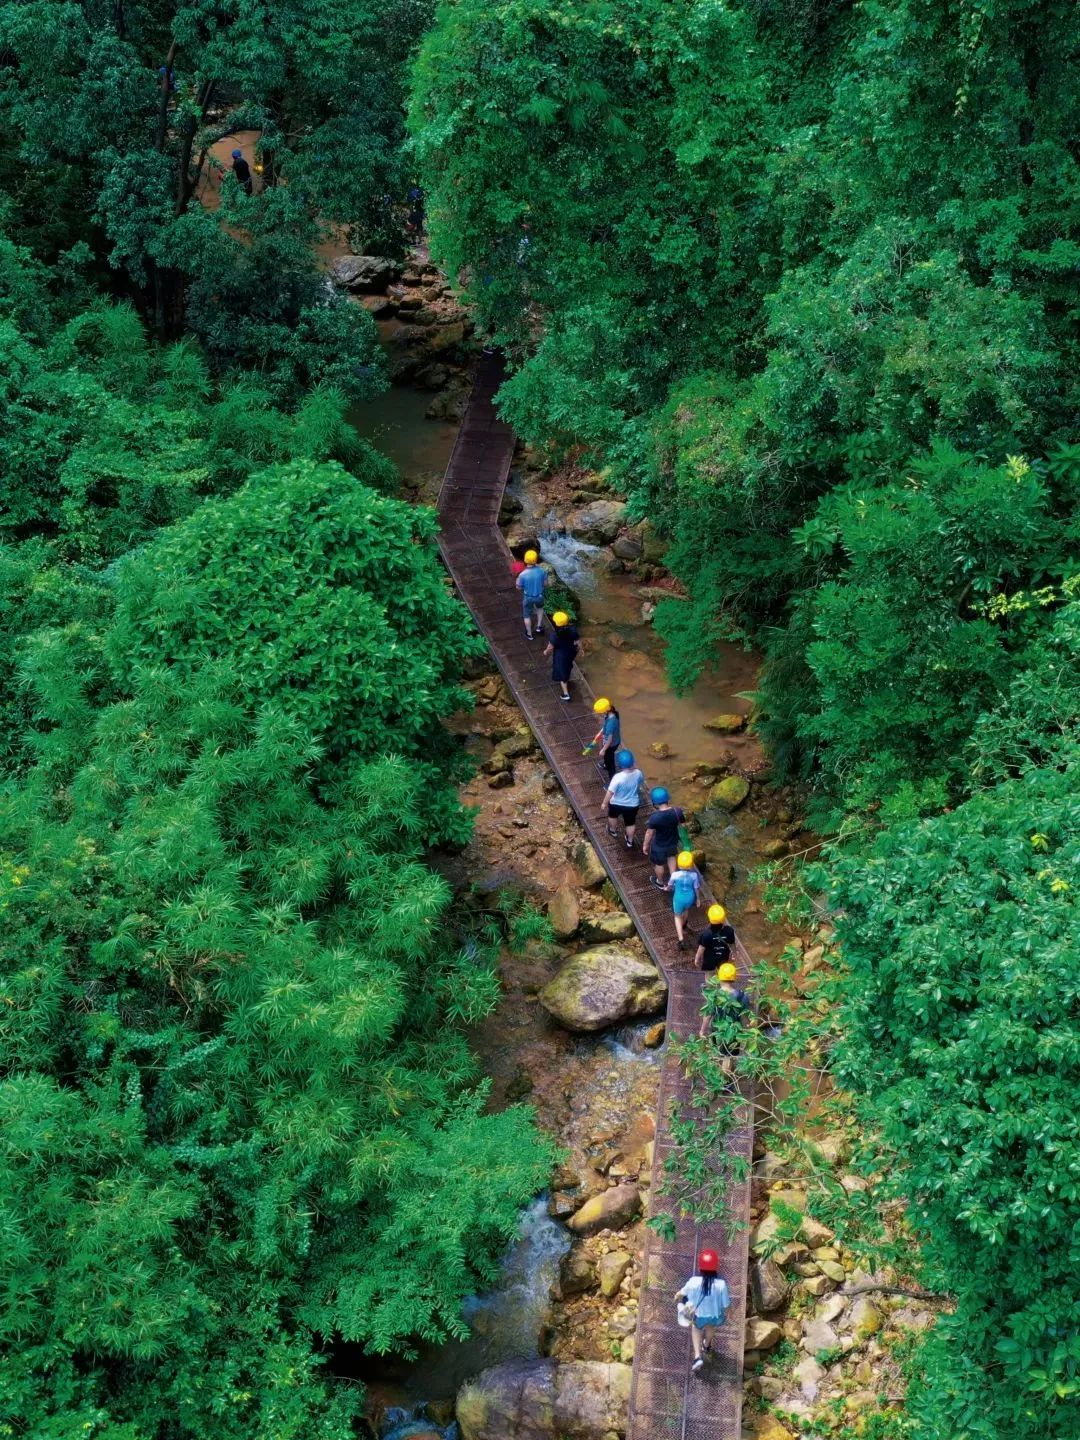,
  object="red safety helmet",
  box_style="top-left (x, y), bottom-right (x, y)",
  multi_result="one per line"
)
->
top-left (698, 1249), bottom-right (719, 1273)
